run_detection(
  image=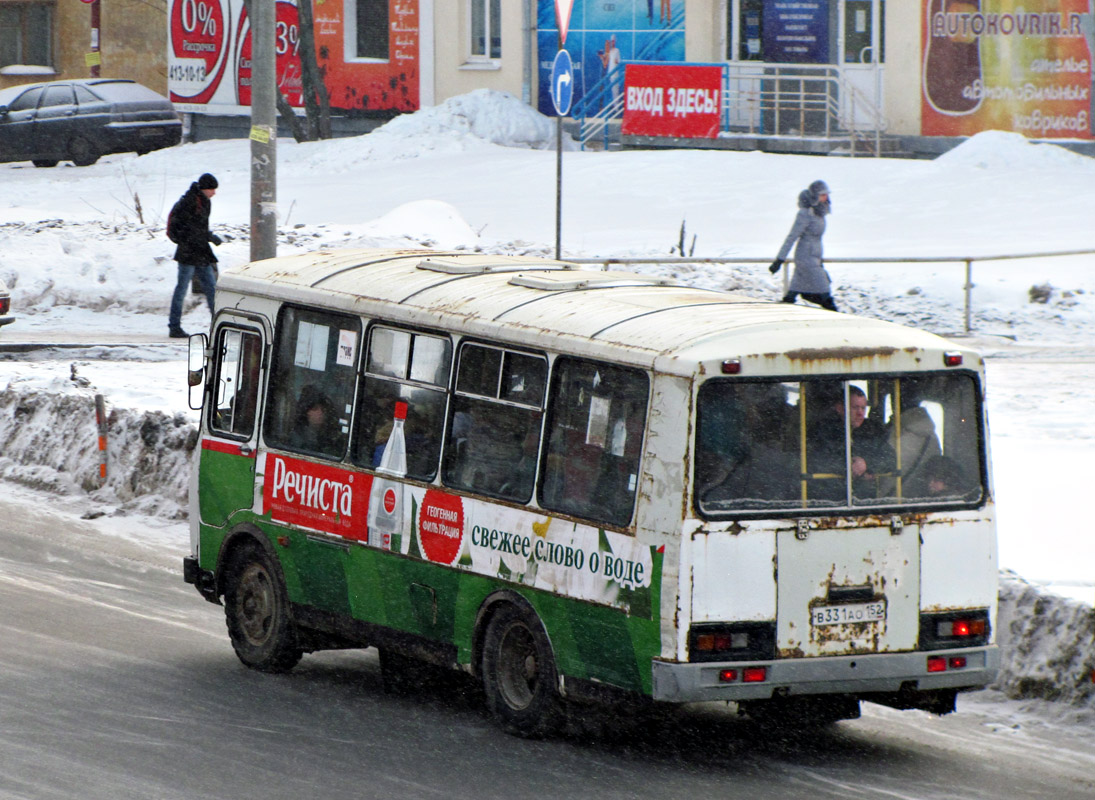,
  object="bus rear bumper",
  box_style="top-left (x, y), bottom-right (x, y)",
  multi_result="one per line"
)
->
top-left (651, 645), bottom-right (1000, 703)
